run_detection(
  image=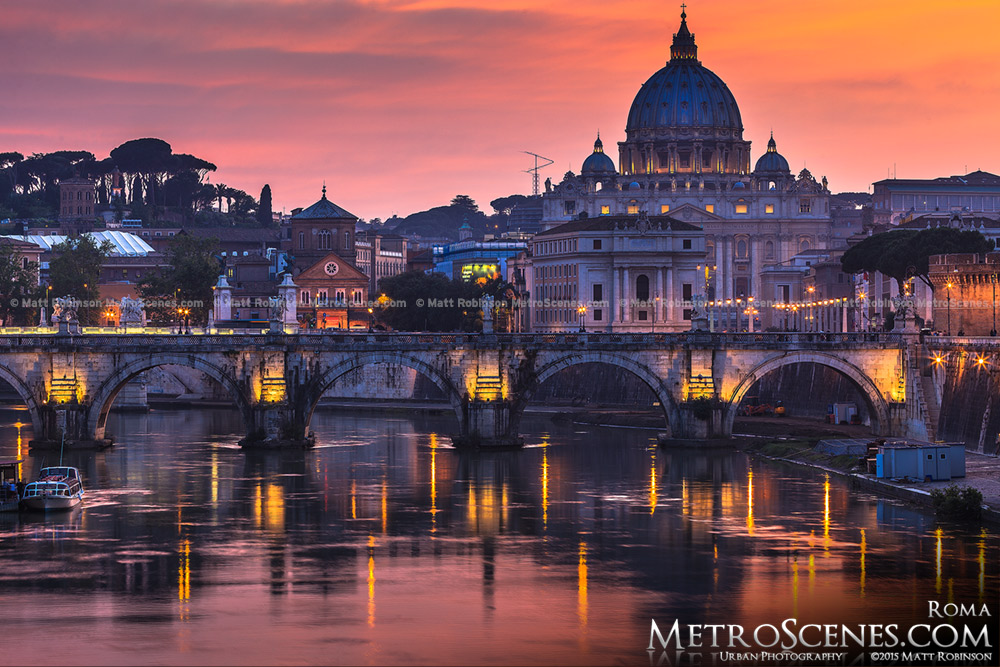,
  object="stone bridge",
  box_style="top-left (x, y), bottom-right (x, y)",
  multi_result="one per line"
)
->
top-left (0, 331), bottom-right (926, 449)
